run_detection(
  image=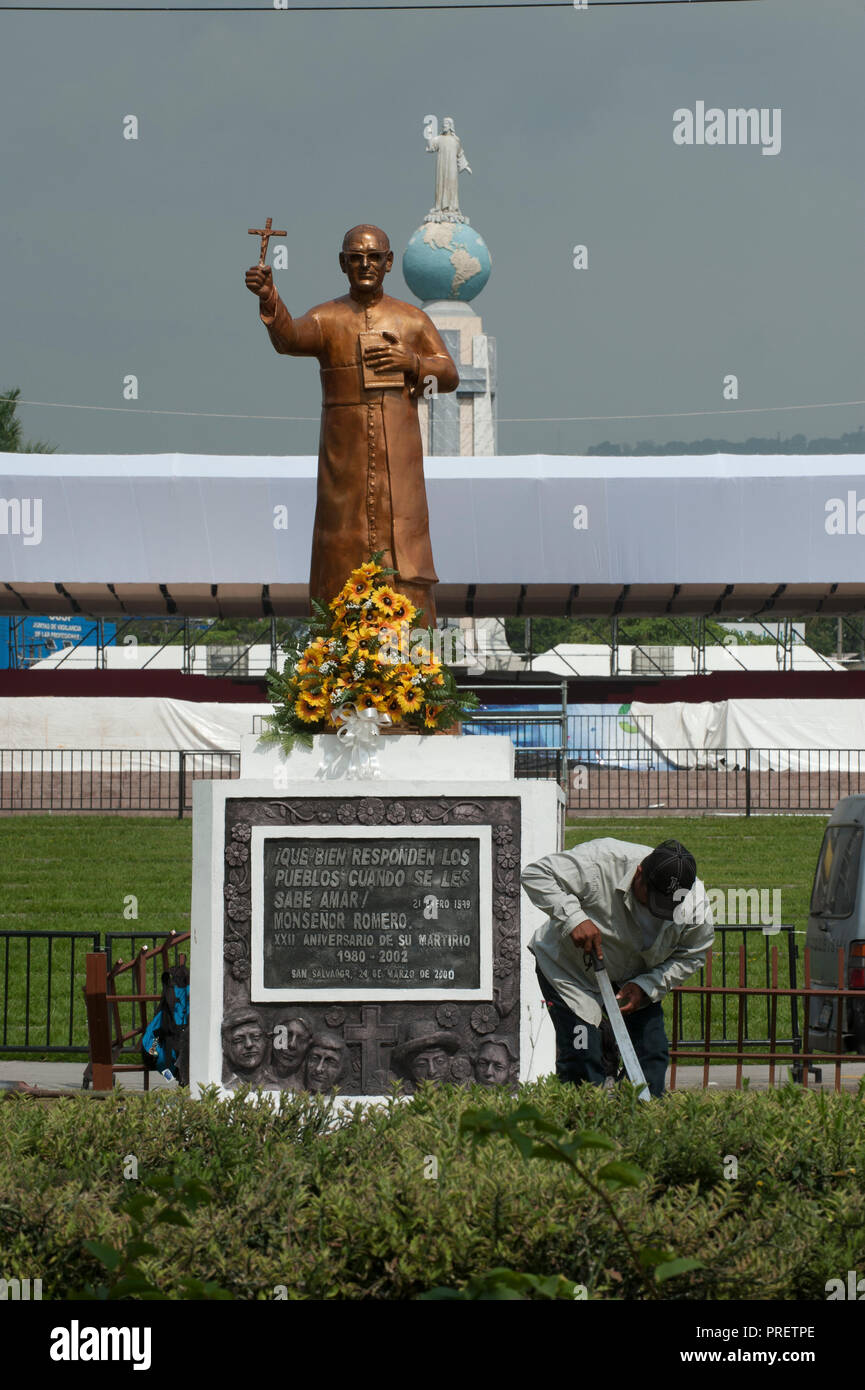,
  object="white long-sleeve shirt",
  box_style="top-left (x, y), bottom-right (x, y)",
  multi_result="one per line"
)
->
top-left (523, 837), bottom-right (714, 1027)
